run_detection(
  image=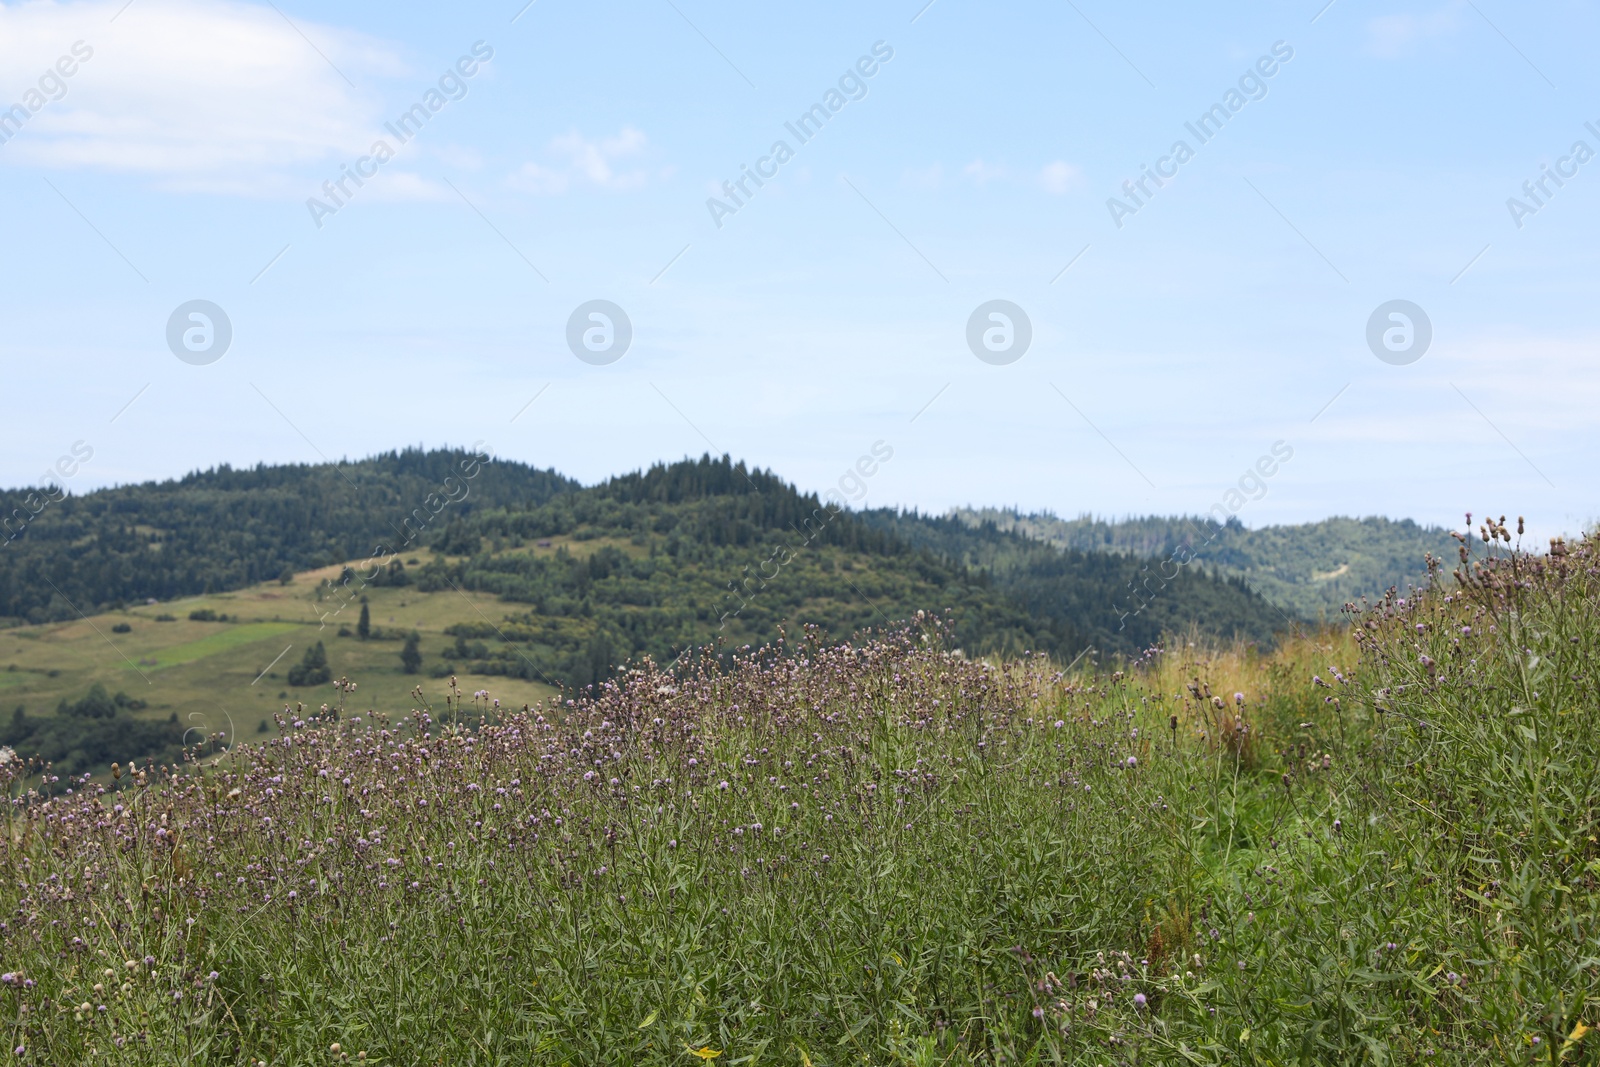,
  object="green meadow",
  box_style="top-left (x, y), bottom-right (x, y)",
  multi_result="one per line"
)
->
top-left (0, 557), bottom-right (559, 748)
